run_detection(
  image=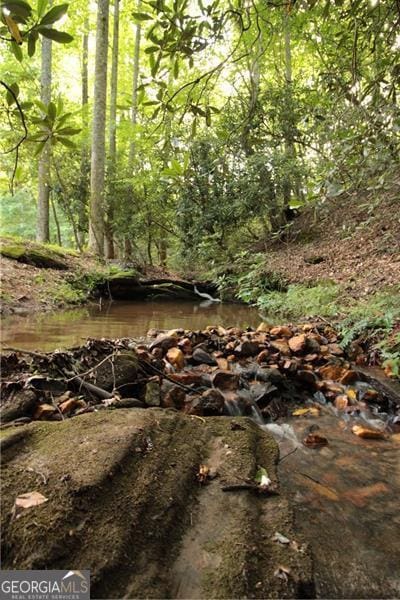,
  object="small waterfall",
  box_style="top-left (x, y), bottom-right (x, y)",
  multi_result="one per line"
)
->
top-left (224, 398), bottom-right (242, 416)
top-left (249, 400), bottom-right (264, 425)
top-left (224, 396), bottom-right (264, 424)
